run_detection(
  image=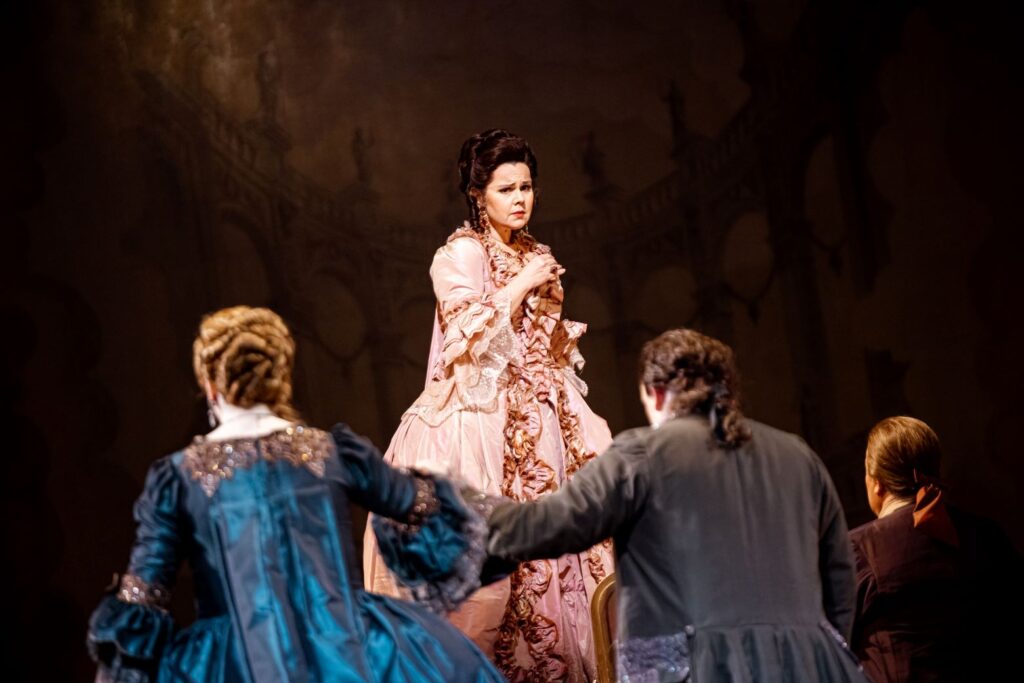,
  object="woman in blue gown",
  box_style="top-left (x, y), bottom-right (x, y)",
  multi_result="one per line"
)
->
top-left (87, 306), bottom-right (501, 683)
